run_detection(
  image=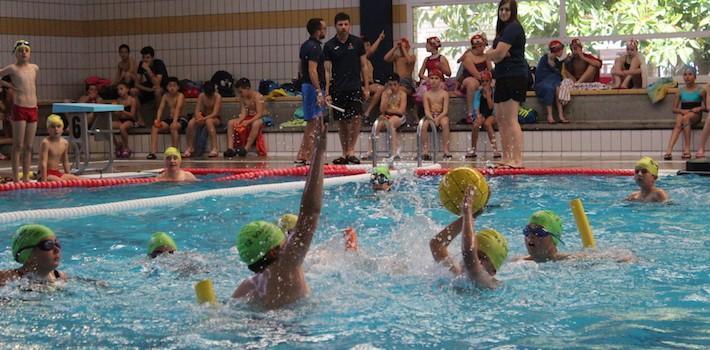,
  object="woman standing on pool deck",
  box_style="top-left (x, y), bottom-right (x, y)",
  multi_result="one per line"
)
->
top-left (485, 0), bottom-right (527, 169)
